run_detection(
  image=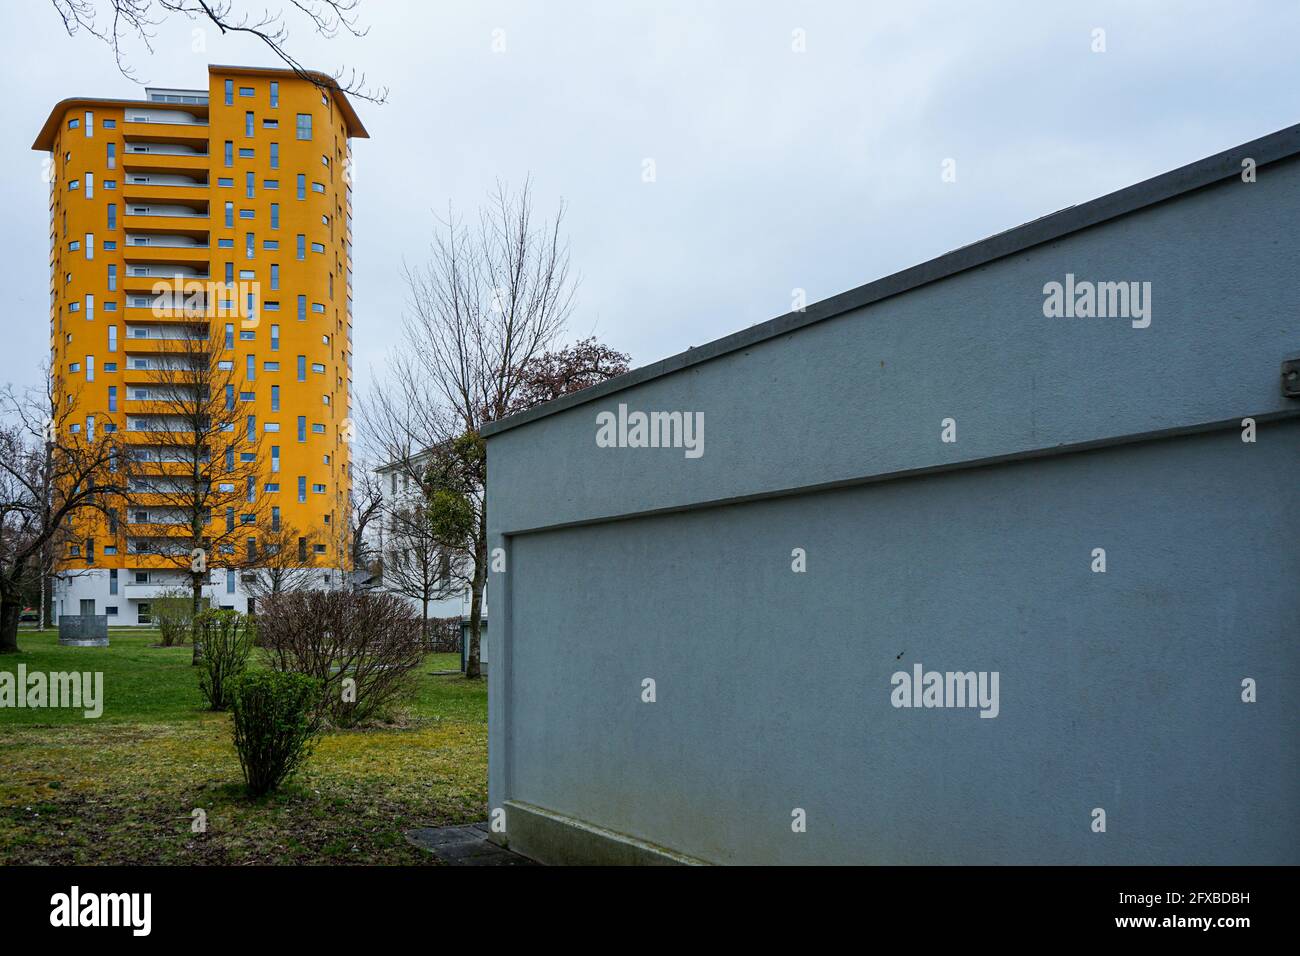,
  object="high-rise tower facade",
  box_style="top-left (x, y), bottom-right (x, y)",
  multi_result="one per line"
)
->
top-left (33, 66), bottom-right (365, 623)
